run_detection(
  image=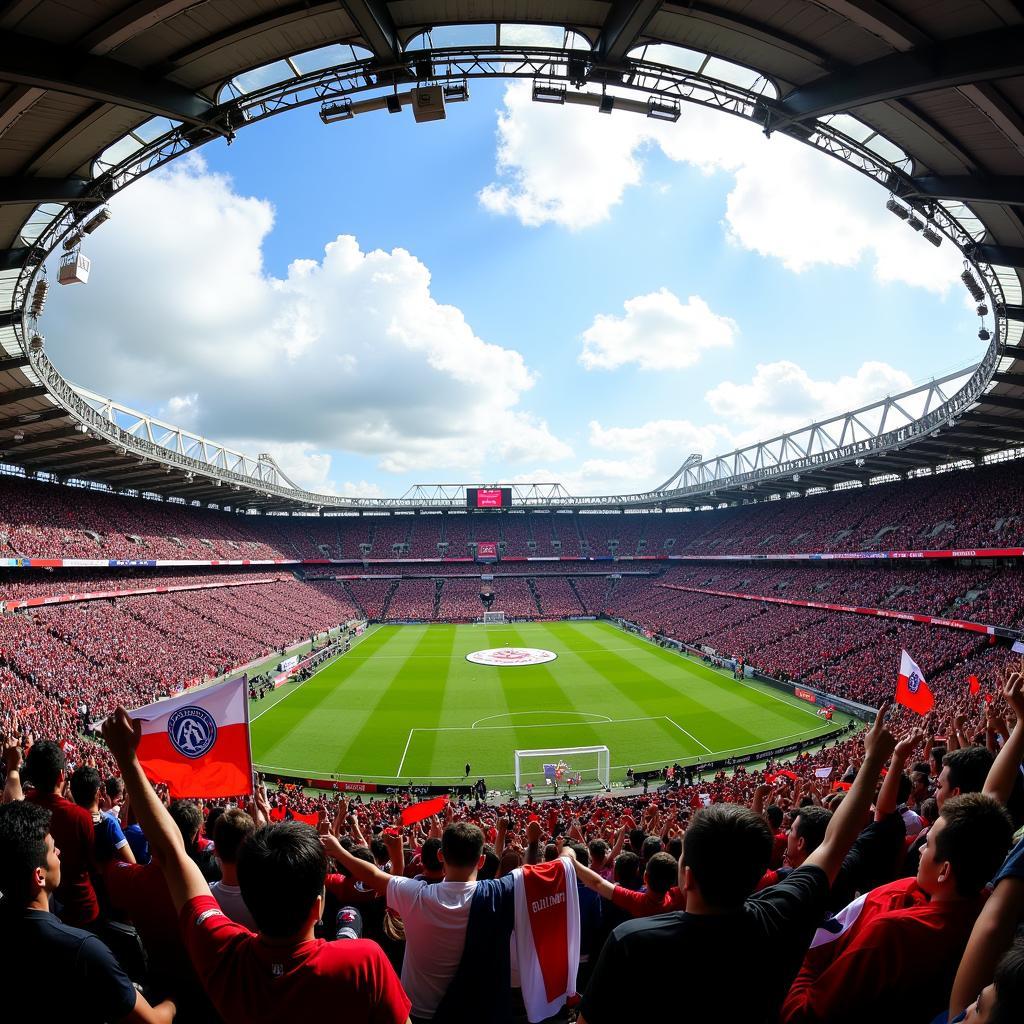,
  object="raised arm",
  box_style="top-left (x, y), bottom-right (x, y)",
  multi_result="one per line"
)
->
top-left (101, 707), bottom-right (210, 914)
top-left (321, 833), bottom-right (394, 895)
top-left (874, 729), bottom-right (924, 821)
top-left (983, 672), bottom-right (1024, 807)
top-left (804, 703), bottom-right (895, 883)
top-left (2, 739), bottom-right (24, 803)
